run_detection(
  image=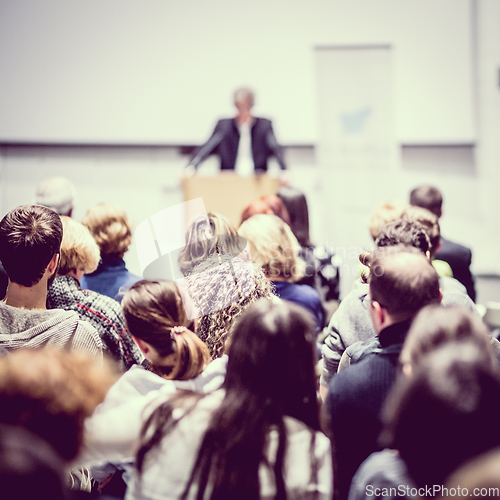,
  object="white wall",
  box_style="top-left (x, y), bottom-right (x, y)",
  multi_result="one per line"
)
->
top-left (0, 0), bottom-right (474, 144)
